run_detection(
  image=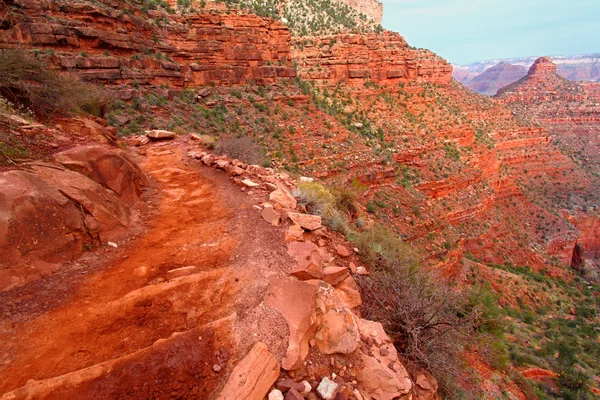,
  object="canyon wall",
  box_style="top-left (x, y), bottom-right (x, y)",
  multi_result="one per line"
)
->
top-left (291, 32), bottom-right (453, 87)
top-left (0, 0), bottom-right (296, 87)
